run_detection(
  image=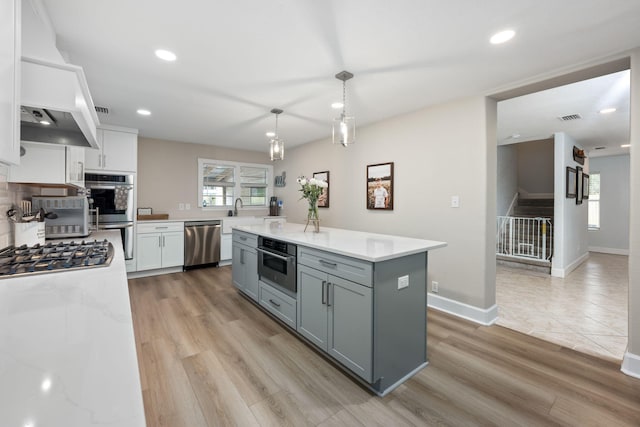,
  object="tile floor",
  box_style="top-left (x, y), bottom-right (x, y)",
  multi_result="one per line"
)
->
top-left (495, 252), bottom-right (628, 361)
